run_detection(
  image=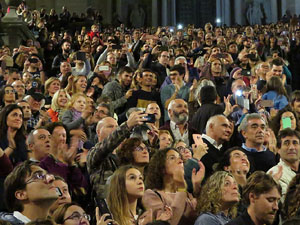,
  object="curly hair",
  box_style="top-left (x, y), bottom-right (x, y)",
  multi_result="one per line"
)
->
top-left (117, 137), bottom-right (142, 166)
top-left (196, 171), bottom-right (239, 217)
top-left (145, 148), bottom-right (179, 190)
top-left (282, 174), bottom-right (300, 221)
